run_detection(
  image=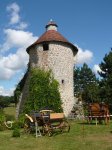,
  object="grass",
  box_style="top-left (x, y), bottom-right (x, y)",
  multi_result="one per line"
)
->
top-left (1, 106), bottom-right (112, 150)
top-left (4, 104), bottom-right (16, 120)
